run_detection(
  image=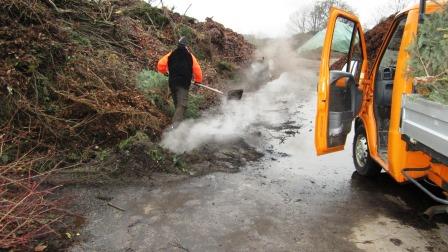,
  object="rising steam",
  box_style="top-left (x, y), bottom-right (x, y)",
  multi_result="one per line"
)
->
top-left (161, 39), bottom-right (318, 153)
